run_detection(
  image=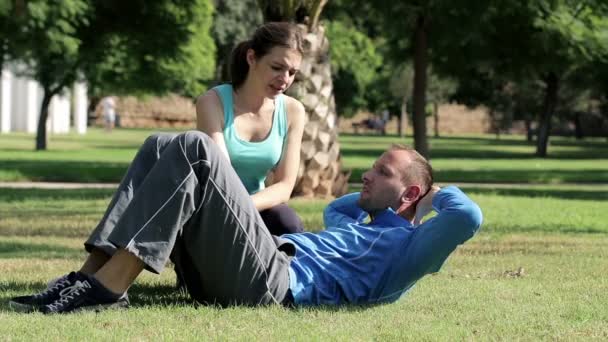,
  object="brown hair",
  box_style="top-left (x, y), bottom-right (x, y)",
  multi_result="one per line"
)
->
top-left (390, 144), bottom-right (434, 194)
top-left (229, 22), bottom-right (303, 89)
